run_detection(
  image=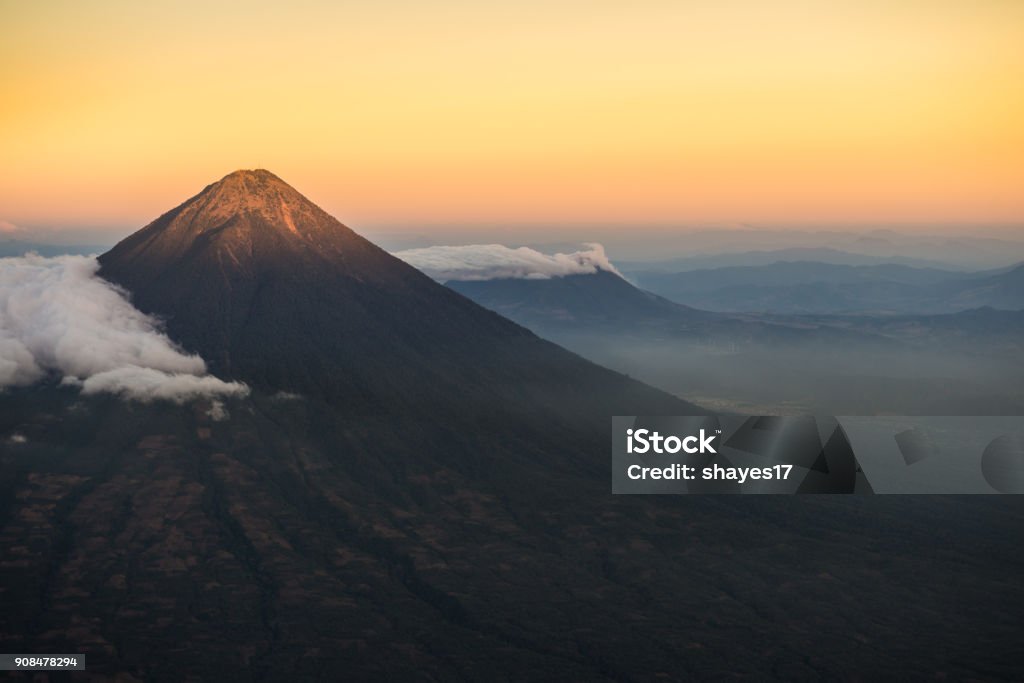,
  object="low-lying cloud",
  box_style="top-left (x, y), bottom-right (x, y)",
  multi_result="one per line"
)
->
top-left (0, 254), bottom-right (248, 402)
top-left (393, 243), bottom-right (622, 281)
